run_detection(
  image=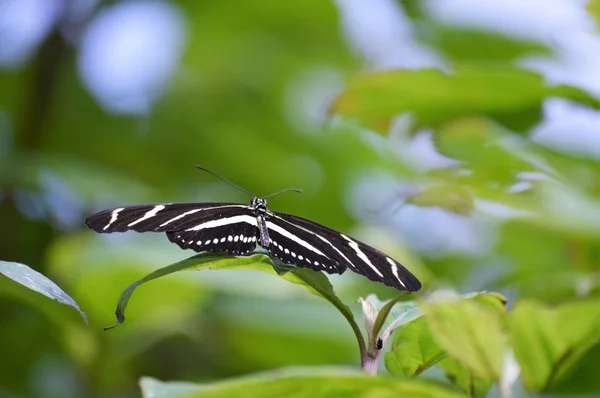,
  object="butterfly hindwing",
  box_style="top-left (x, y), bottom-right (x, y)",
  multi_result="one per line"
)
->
top-left (166, 208), bottom-right (259, 256)
top-left (262, 214), bottom-right (346, 275)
